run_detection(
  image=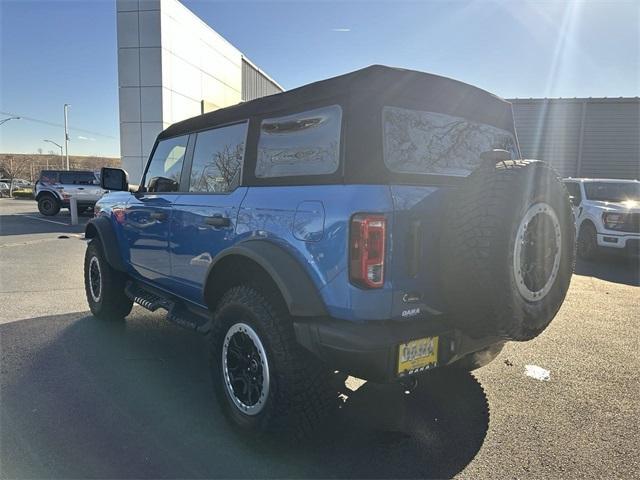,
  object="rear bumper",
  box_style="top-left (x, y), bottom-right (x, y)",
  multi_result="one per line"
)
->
top-left (294, 316), bottom-right (502, 383)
